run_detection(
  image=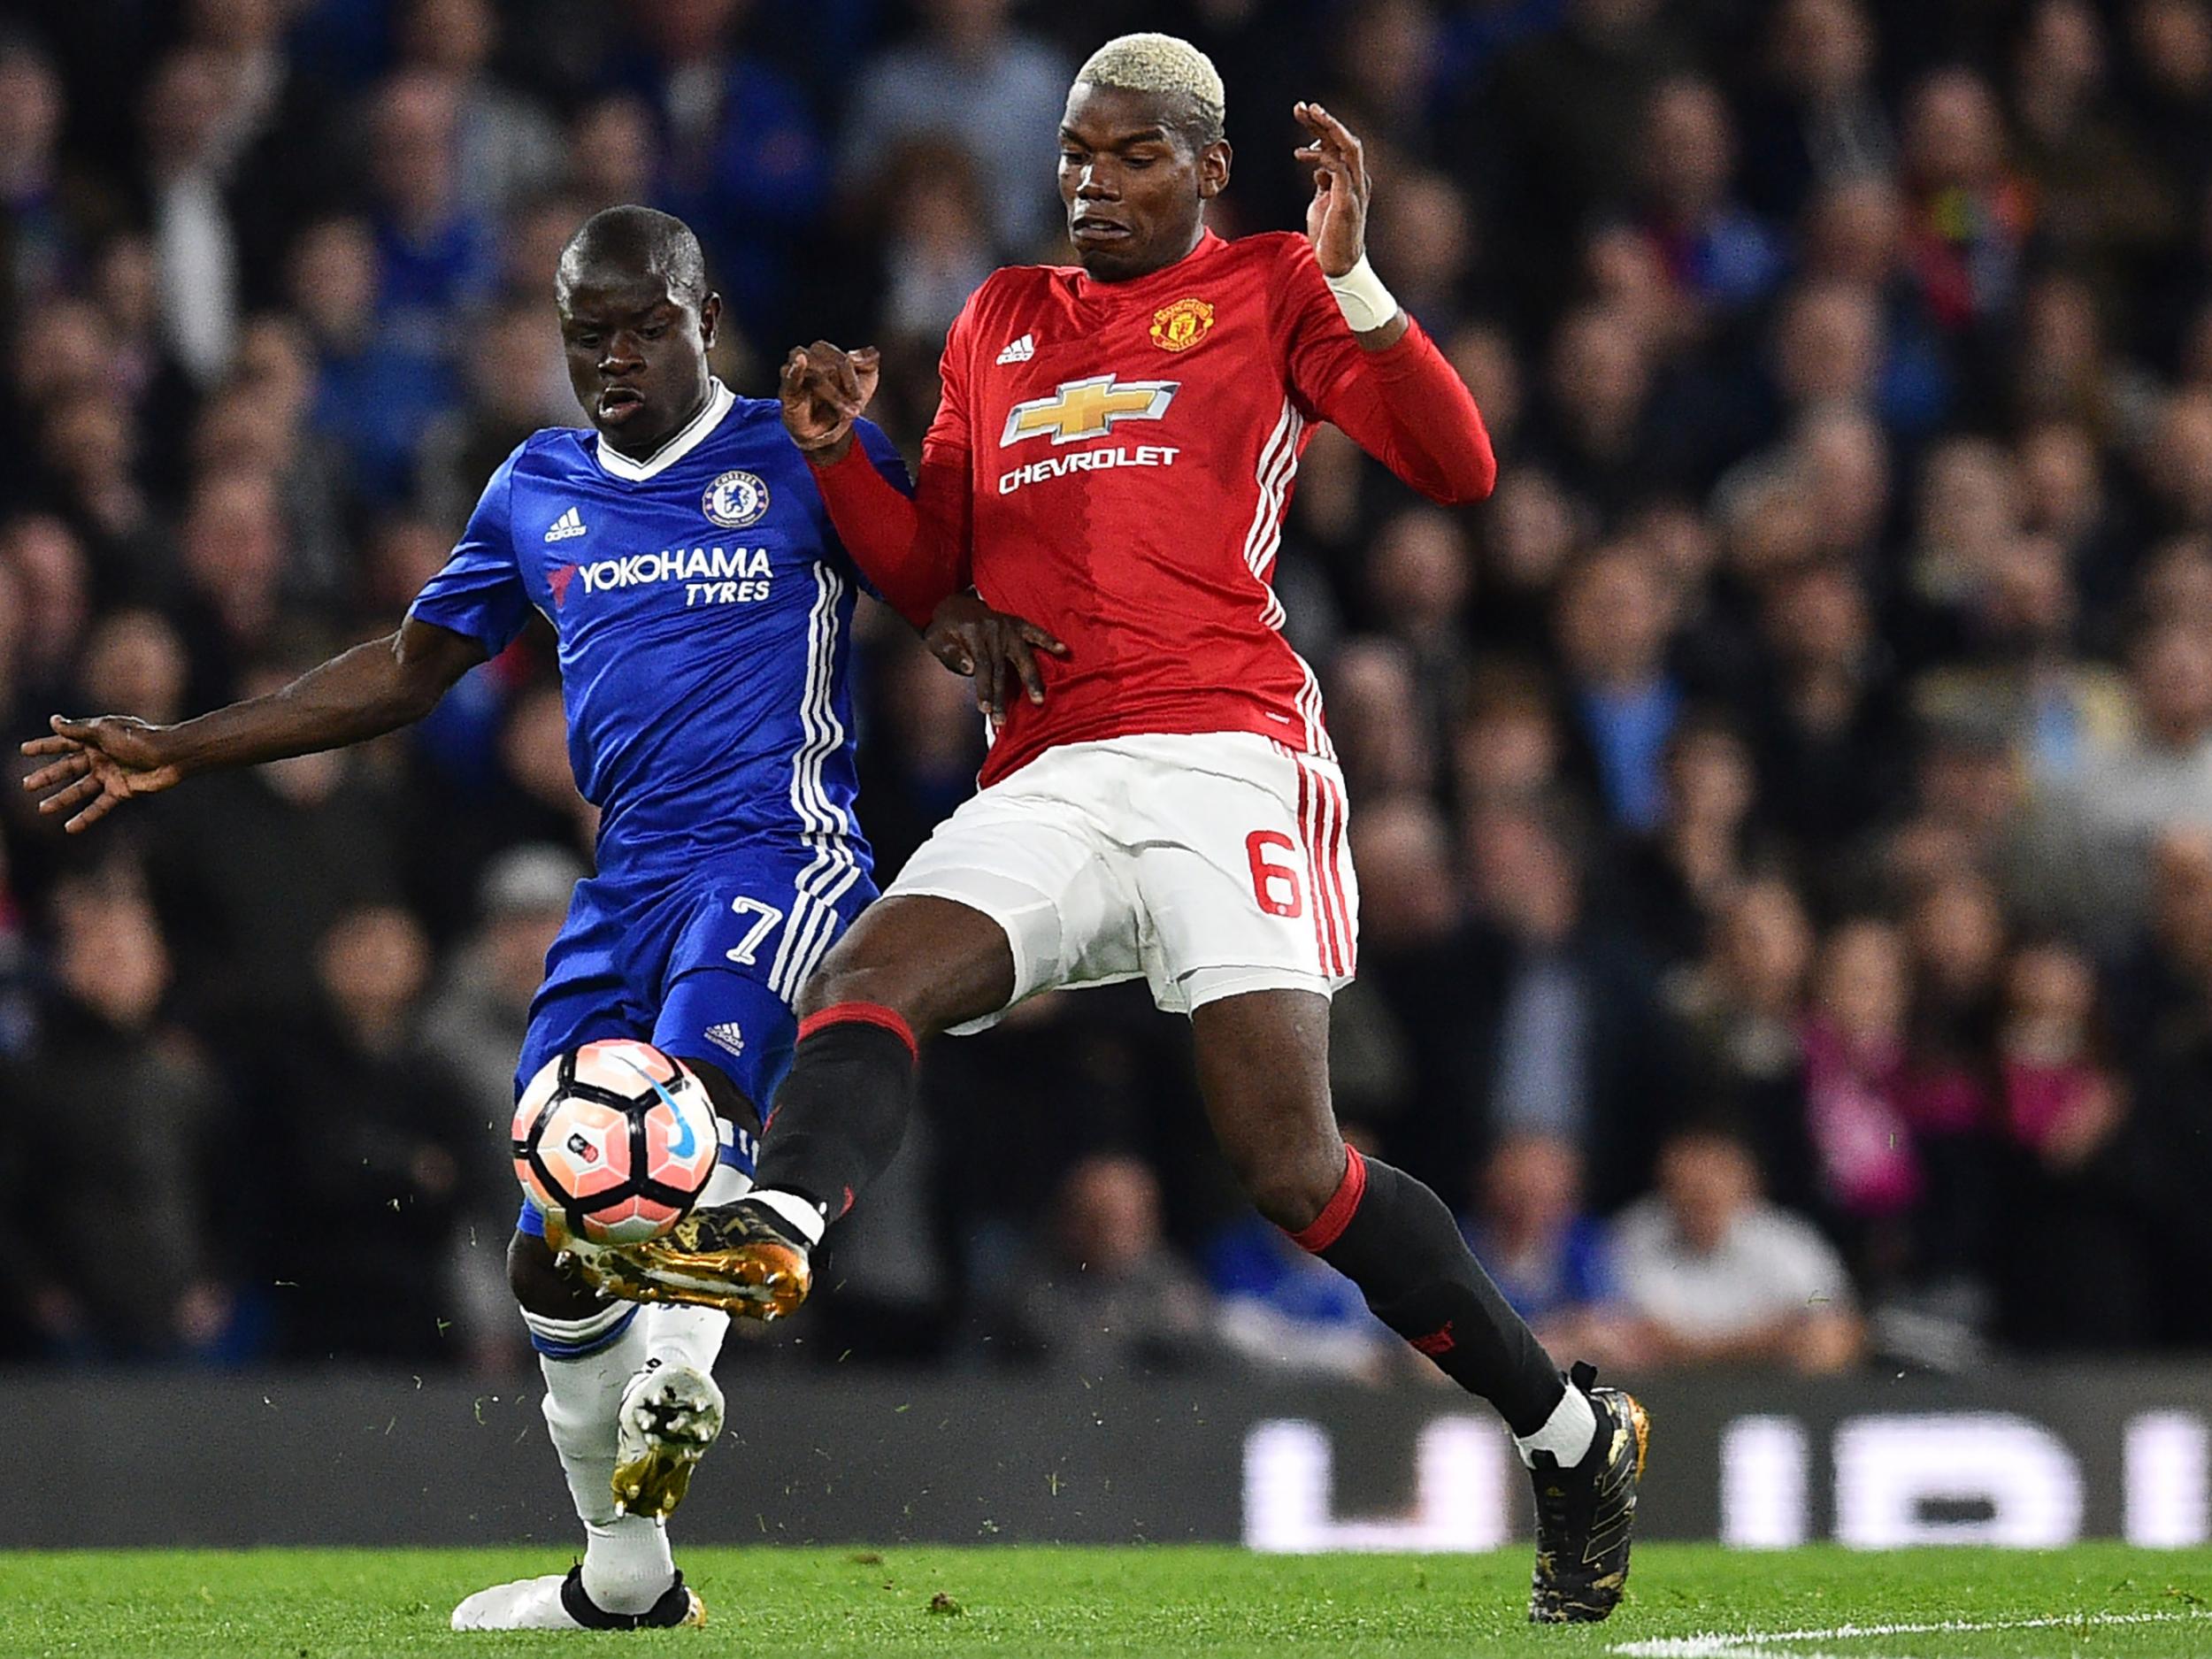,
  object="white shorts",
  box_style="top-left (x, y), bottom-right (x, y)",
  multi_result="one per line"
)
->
top-left (888, 732), bottom-right (1359, 1033)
